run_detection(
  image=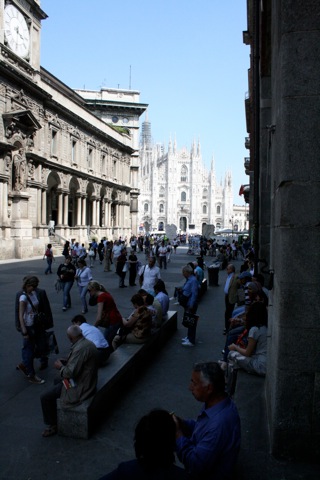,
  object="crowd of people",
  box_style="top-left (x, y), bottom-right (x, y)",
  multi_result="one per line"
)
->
top-left (14, 233), bottom-right (270, 479)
